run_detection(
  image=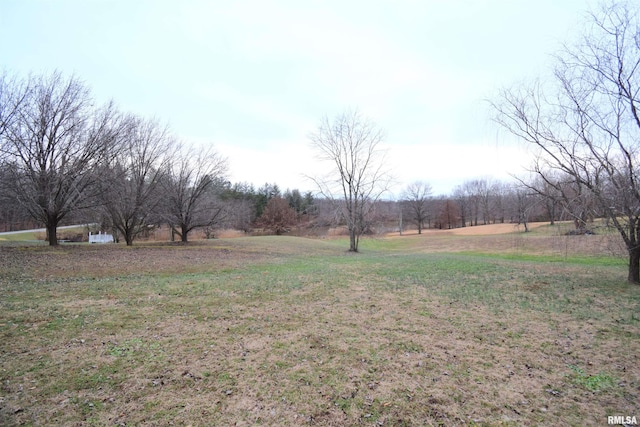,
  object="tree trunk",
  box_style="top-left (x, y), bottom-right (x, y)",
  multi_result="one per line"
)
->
top-left (124, 231), bottom-right (134, 246)
top-left (46, 220), bottom-right (58, 246)
top-left (181, 225), bottom-right (189, 243)
top-left (349, 228), bottom-right (358, 252)
top-left (628, 246), bottom-right (640, 284)
top-left (520, 212), bottom-right (529, 232)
